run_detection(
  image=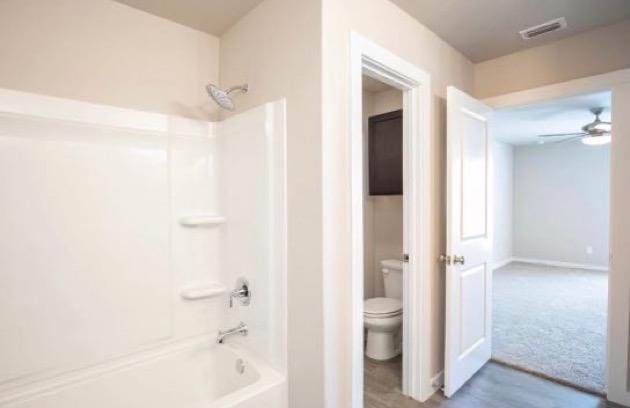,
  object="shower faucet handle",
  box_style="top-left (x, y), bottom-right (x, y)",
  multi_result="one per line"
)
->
top-left (229, 277), bottom-right (251, 308)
